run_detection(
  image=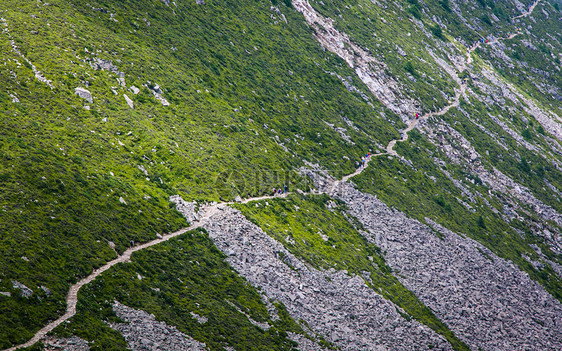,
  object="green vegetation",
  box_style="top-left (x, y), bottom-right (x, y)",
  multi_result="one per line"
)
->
top-left (236, 194), bottom-right (470, 351)
top-left (407, 0), bottom-right (423, 19)
top-left (440, 0), bottom-right (452, 12)
top-left (522, 128), bottom-right (533, 141)
top-left (312, 0), bottom-right (459, 114)
top-left (404, 61), bottom-right (420, 78)
top-left (430, 25), bottom-right (445, 40)
top-left (0, 0), bottom-right (560, 348)
top-left (54, 228), bottom-right (315, 350)
top-left (272, 0), bottom-right (294, 8)
top-left (0, 0), bottom-right (402, 345)
top-left (480, 14), bottom-right (492, 26)
top-left (476, 1), bottom-right (562, 112)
